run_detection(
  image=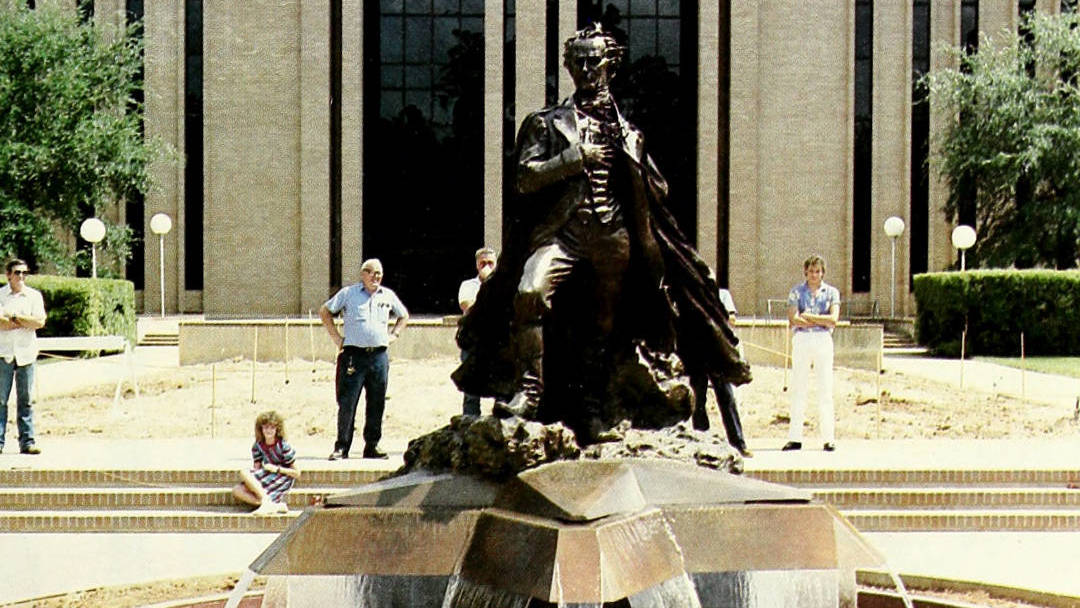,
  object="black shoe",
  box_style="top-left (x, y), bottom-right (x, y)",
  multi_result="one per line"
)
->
top-left (328, 449), bottom-right (345, 461)
top-left (823, 442), bottom-right (836, 452)
top-left (737, 445), bottom-right (754, 458)
top-left (362, 446), bottom-right (388, 459)
top-left (781, 441), bottom-right (802, 451)
top-left (20, 445), bottom-right (40, 455)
